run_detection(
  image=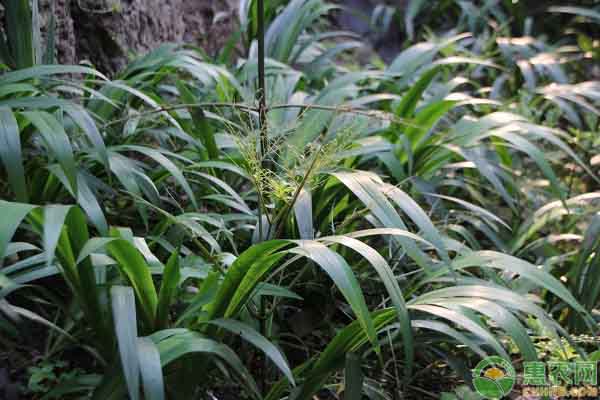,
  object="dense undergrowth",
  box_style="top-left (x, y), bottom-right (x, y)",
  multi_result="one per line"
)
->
top-left (1, 0), bottom-right (600, 399)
